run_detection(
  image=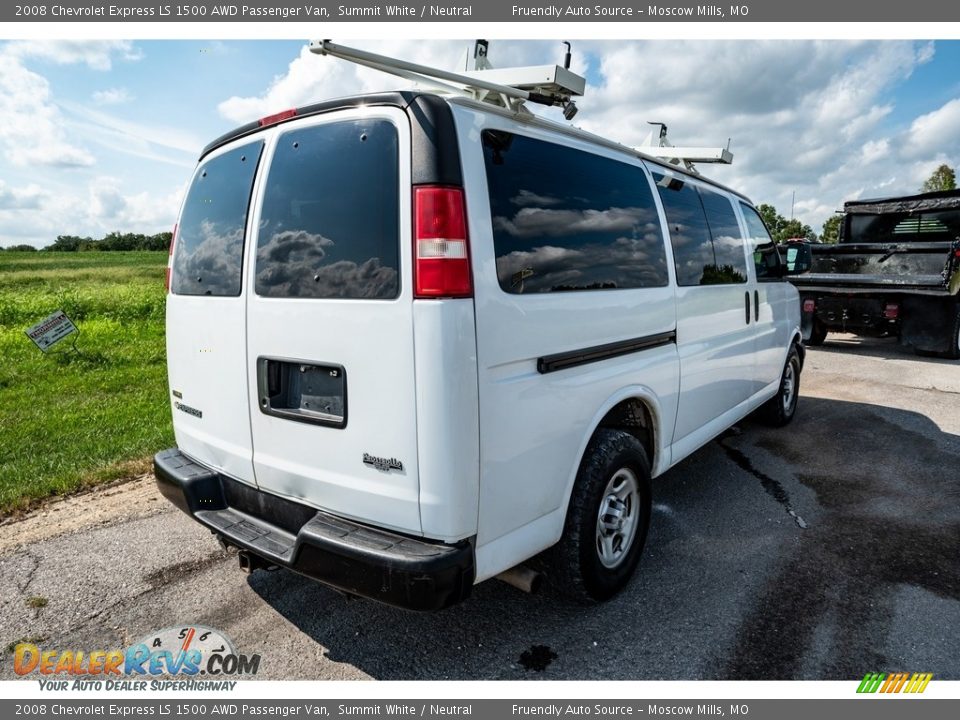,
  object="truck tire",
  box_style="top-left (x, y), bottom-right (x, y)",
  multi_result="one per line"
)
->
top-left (807, 319), bottom-right (827, 346)
top-left (546, 429), bottom-right (652, 603)
top-left (914, 304), bottom-right (960, 360)
top-left (939, 305), bottom-right (960, 360)
top-left (758, 345), bottom-right (801, 427)
top-left (949, 306), bottom-right (960, 360)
